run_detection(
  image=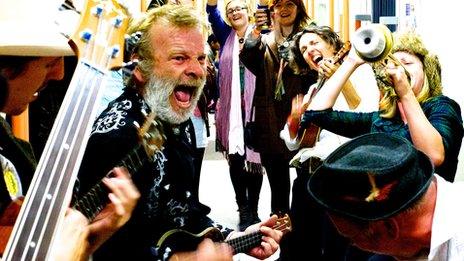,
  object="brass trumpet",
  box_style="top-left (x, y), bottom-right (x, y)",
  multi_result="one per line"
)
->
top-left (353, 24), bottom-right (394, 62)
top-left (352, 23), bottom-right (408, 71)
top-left (352, 24), bottom-right (411, 118)
top-left (352, 24), bottom-right (411, 85)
